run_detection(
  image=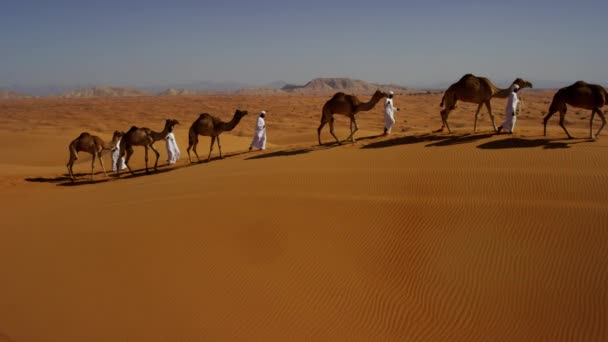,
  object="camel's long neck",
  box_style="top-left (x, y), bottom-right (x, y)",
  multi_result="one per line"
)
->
top-left (149, 126), bottom-right (170, 141)
top-left (492, 86), bottom-right (511, 99)
top-left (355, 94), bottom-right (383, 112)
top-left (221, 114), bottom-right (243, 132)
top-left (100, 137), bottom-right (118, 150)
